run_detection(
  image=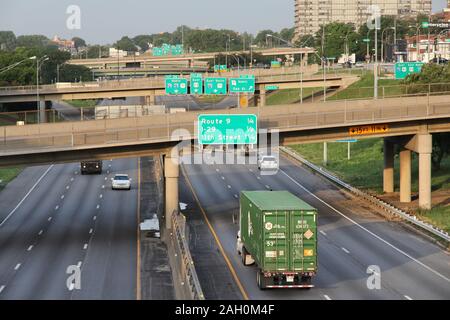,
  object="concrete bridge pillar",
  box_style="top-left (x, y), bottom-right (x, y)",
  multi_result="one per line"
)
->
top-left (38, 101), bottom-right (47, 123)
top-left (145, 93), bottom-right (156, 106)
top-left (257, 89), bottom-right (266, 107)
top-left (400, 149), bottom-right (412, 203)
top-left (164, 156), bottom-right (179, 230)
top-left (417, 134), bottom-right (432, 210)
top-left (383, 139), bottom-right (394, 193)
